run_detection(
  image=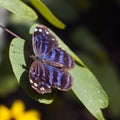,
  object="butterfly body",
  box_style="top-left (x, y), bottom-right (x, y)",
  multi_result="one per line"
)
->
top-left (29, 25), bottom-right (75, 94)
